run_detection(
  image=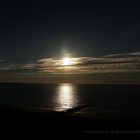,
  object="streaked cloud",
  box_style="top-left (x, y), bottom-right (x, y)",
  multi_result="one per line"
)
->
top-left (0, 52), bottom-right (140, 75)
top-left (0, 52), bottom-right (140, 83)
top-left (0, 59), bottom-right (5, 62)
